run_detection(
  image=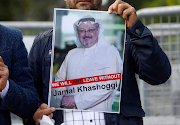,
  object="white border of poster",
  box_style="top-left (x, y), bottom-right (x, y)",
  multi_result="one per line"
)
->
top-left (48, 8), bottom-right (126, 113)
